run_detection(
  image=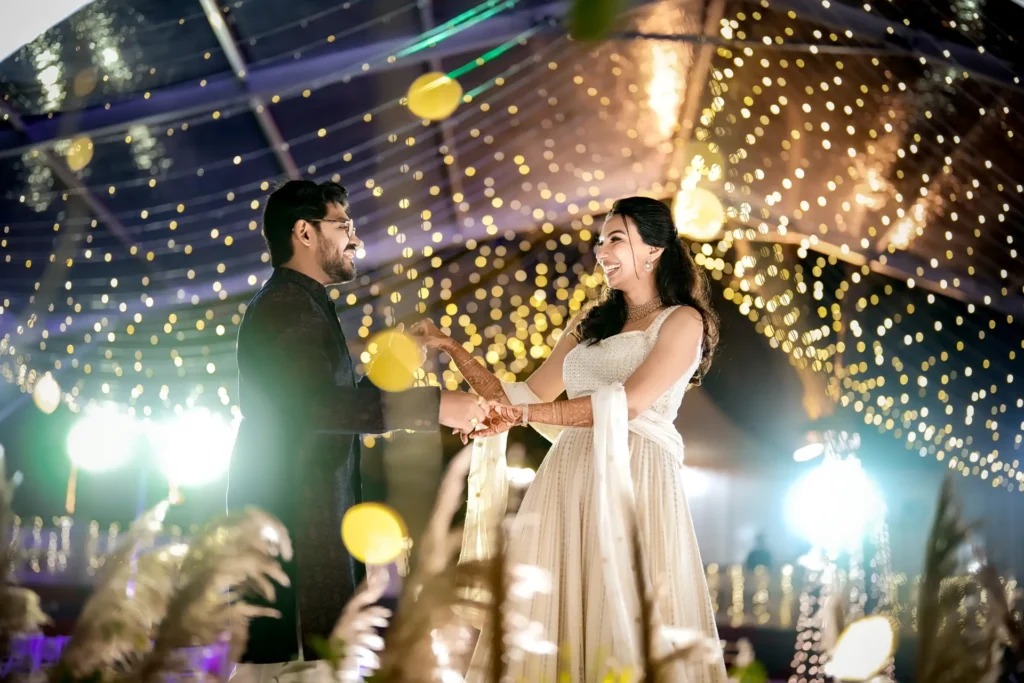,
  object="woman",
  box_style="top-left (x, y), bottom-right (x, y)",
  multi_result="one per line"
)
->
top-left (412, 196), bottom-right (726, 682)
